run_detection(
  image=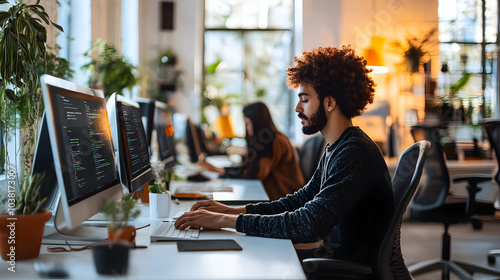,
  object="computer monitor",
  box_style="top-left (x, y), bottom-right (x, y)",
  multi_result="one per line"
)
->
top-left (107, 93), bottom-right (153, 194)
top-left (37, 74), bottom-right (123, 236)
top-left (186, 117), bottom-right (203, 163)
top-left (154, 101), bottom-right (177, 169)
top-left (137, 98), bottom-right (177, 170)
top-left (136, 97), bottom-right (155, 147)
